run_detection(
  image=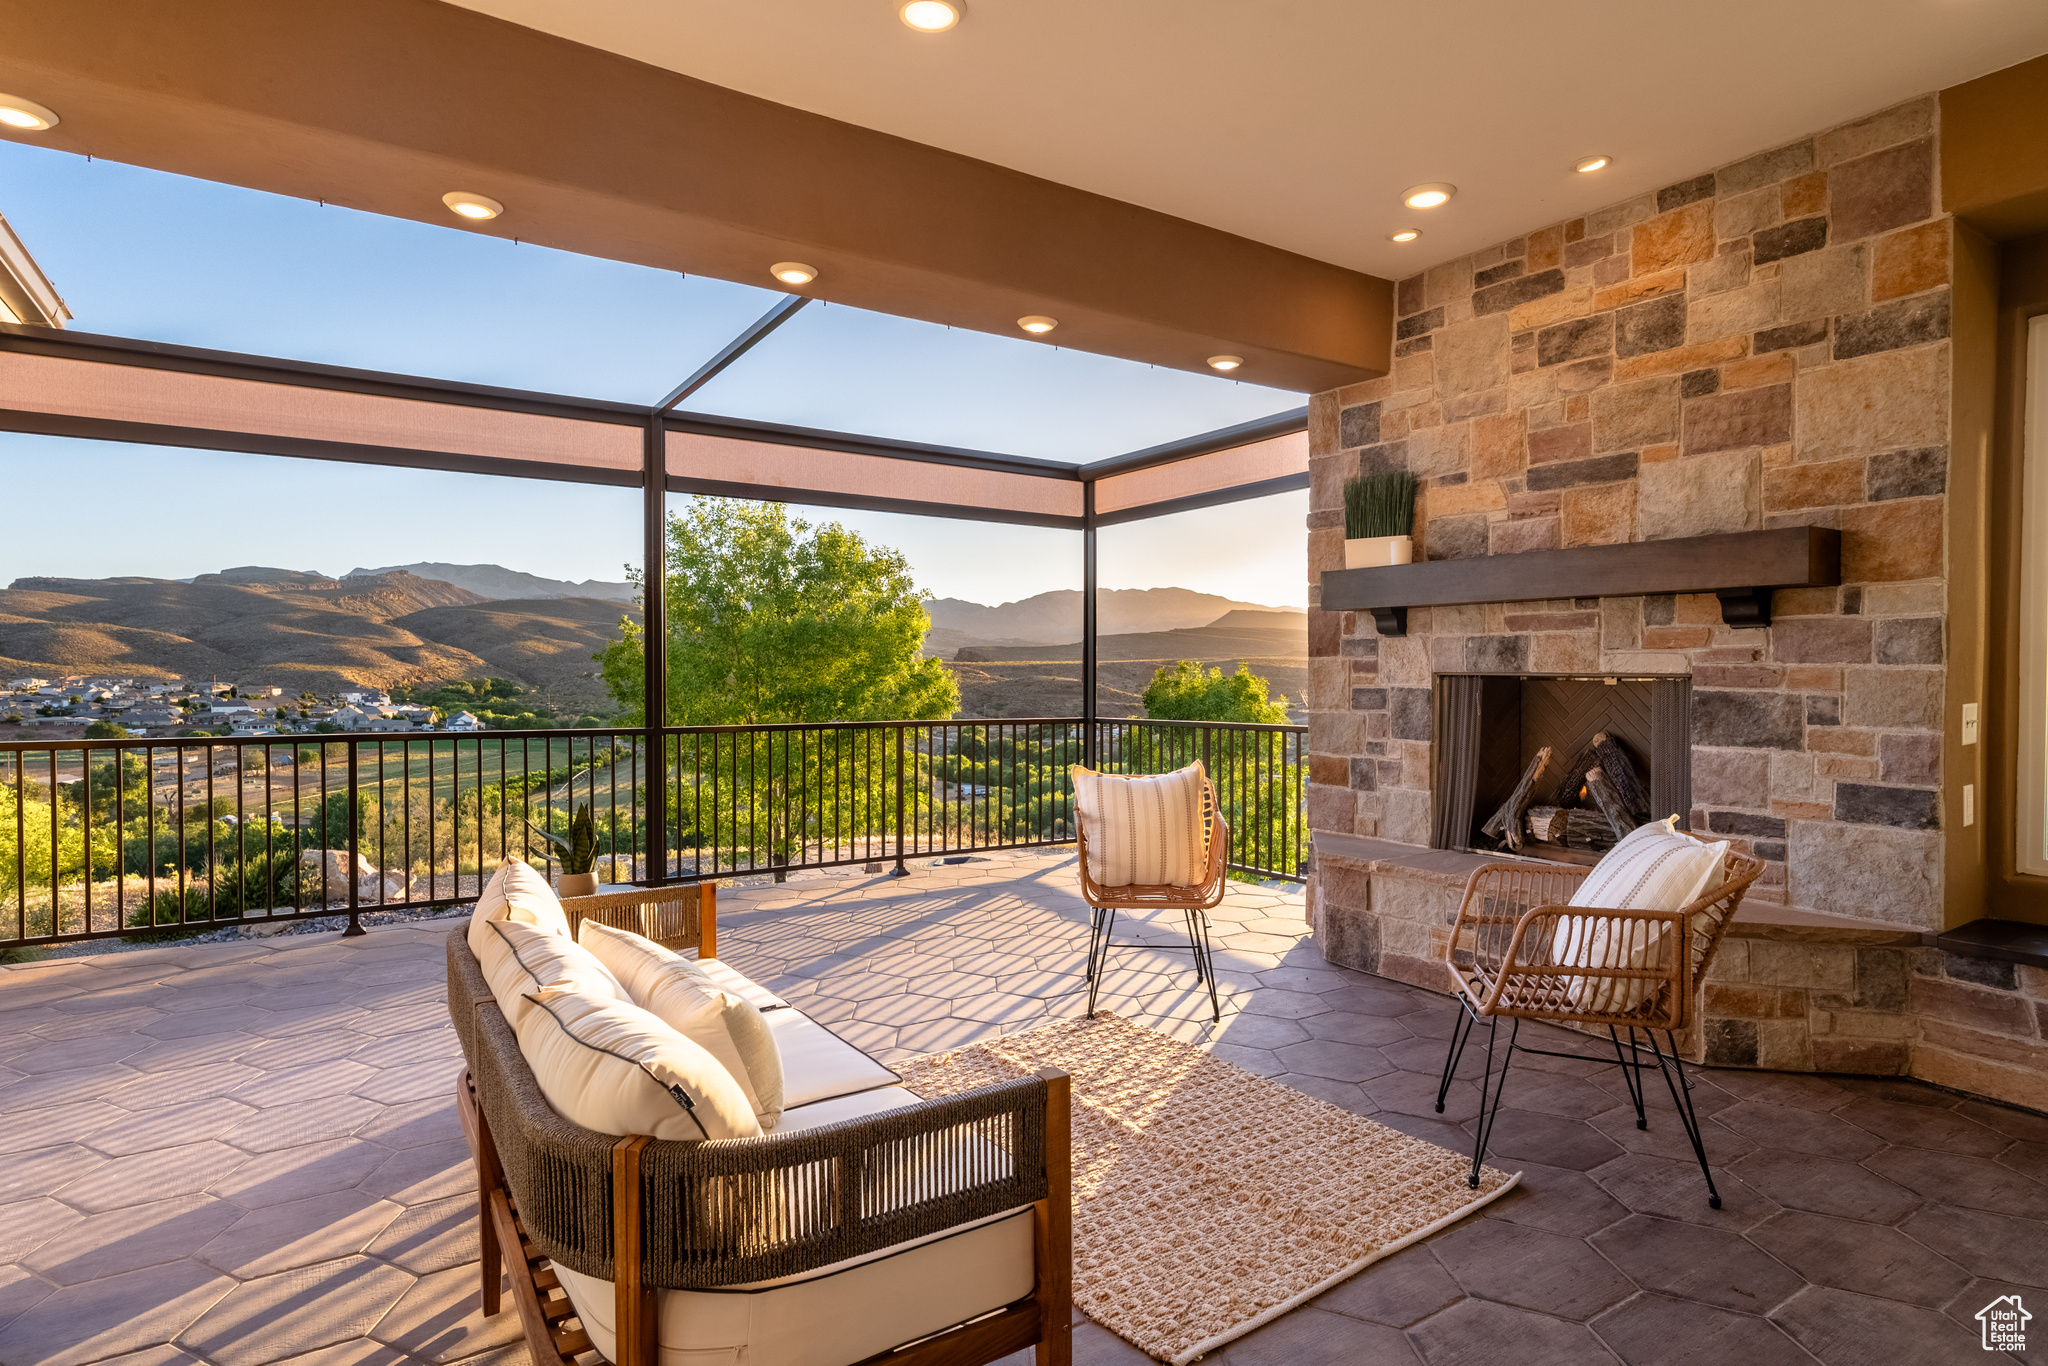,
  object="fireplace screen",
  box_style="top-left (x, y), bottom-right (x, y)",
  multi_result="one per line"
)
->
top-left (1431, 675), bottom-right (1692, 865)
